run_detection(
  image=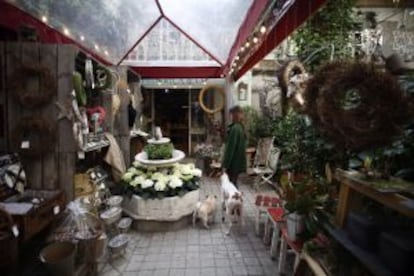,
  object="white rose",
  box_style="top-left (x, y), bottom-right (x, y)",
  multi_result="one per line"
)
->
top-left (192, 168), bottom-right (202, 178)
top-left (180, 165), bottom-right (192, 175)
top-left (132, 161), bottom-right (141, 168)
top-left (141, 179), bottom-right (154, 189)
top-left (168, 176), bottom-right (183, 188)
top-left (154, 180), bottom-right (167, 191)
top-left (151, 172), bottom-right (164, 181)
